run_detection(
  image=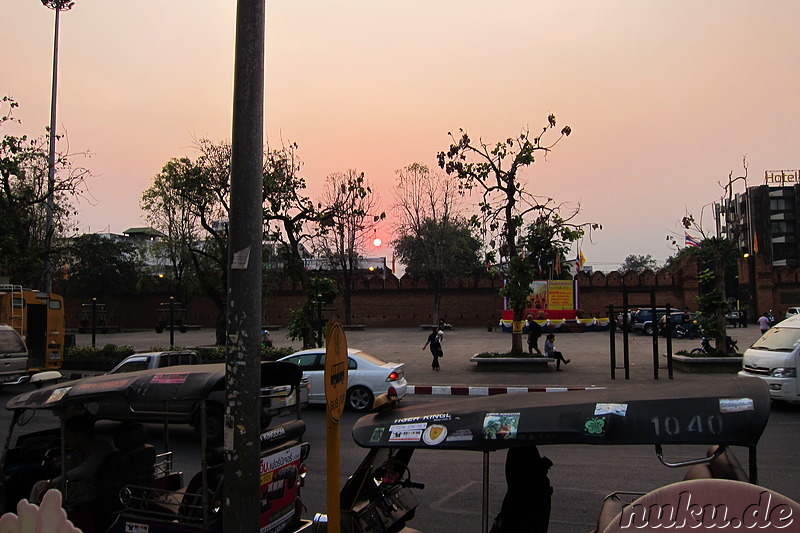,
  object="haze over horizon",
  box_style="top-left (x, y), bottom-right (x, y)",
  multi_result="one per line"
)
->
top-left (4, 0), bottom-right (799, 272)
